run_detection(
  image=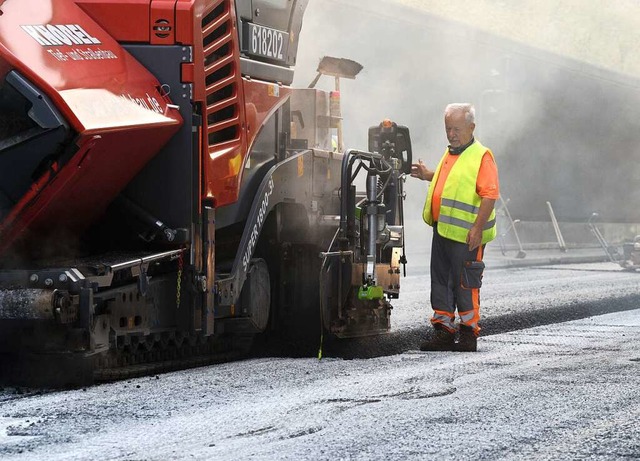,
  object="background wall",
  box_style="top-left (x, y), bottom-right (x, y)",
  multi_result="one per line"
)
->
top-left (396, 0), bottom-right (640, 79)
top-left (294, 0), bottom-right (640, 226)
